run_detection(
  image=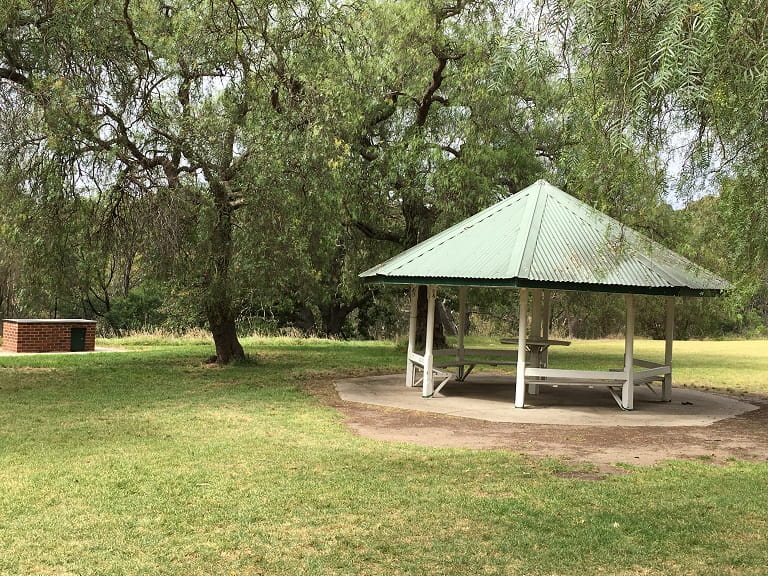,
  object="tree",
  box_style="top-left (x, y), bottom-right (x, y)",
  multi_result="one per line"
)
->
top-left (317, 0), bottom-right (564, 346)
top-left (542, 0), bottom-right (768, 265)
top-left (0, 0), bottom-right (355, 361)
